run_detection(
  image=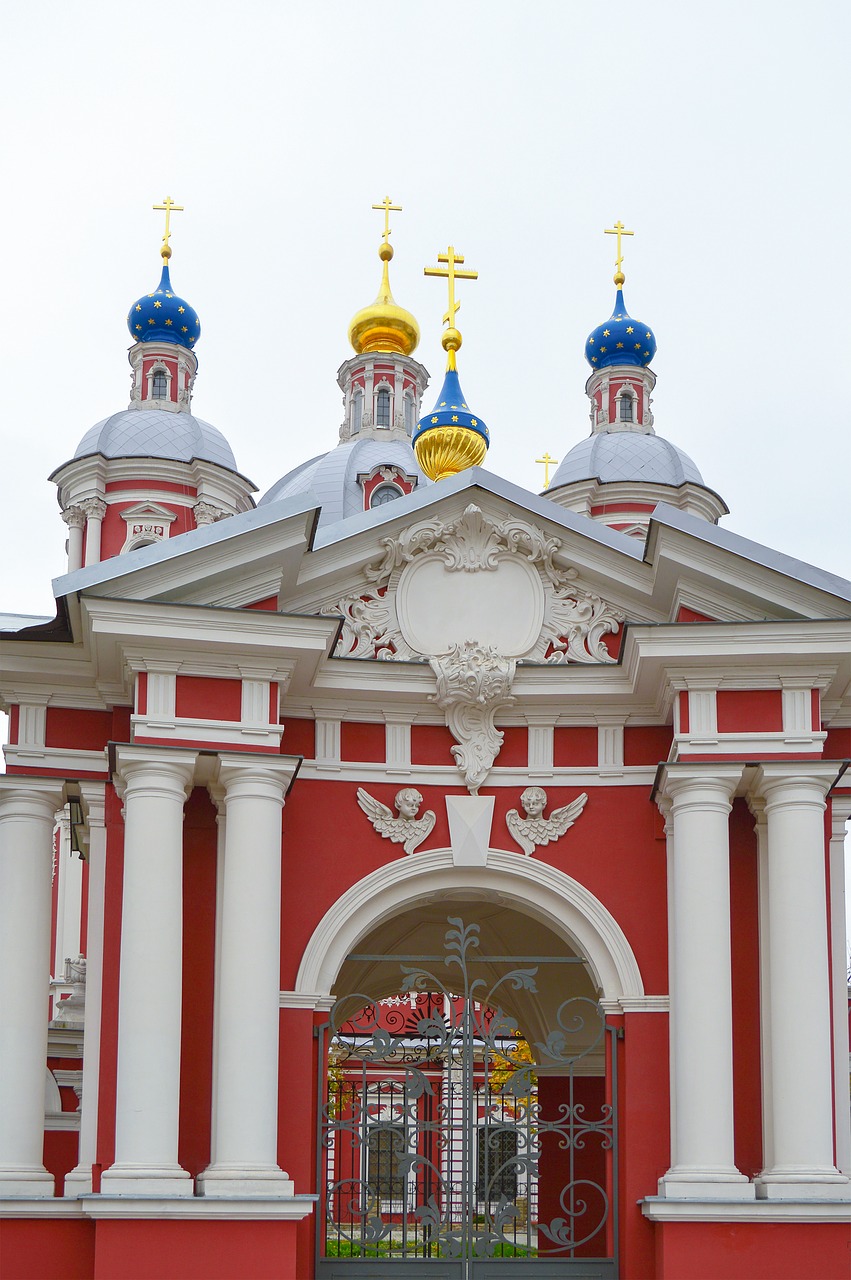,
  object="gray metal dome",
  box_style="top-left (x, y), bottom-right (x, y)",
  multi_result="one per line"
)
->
top-left (74, 409), bottom-right (238, 472)
top-left (260, 437), bottom-right (429, 527)
top-left (549, 431), bottom-right (705, 490)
